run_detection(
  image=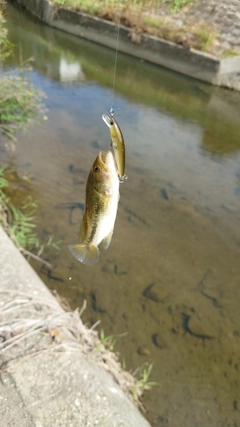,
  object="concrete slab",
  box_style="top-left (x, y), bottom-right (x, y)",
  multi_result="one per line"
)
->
top-left (0, 227), bottom-right (150, 427)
